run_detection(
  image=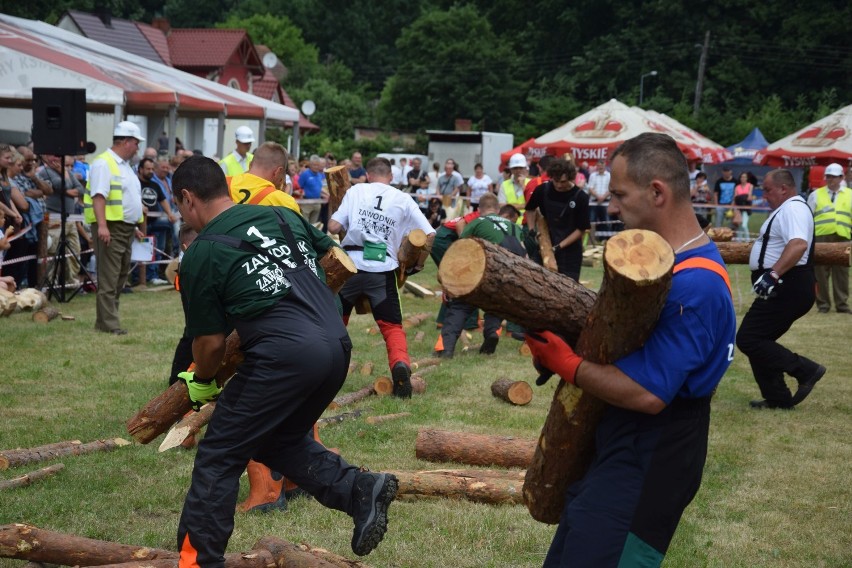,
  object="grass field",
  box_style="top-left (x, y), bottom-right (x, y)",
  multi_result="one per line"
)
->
top-left (1, 258), bottom-right (850, 568)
